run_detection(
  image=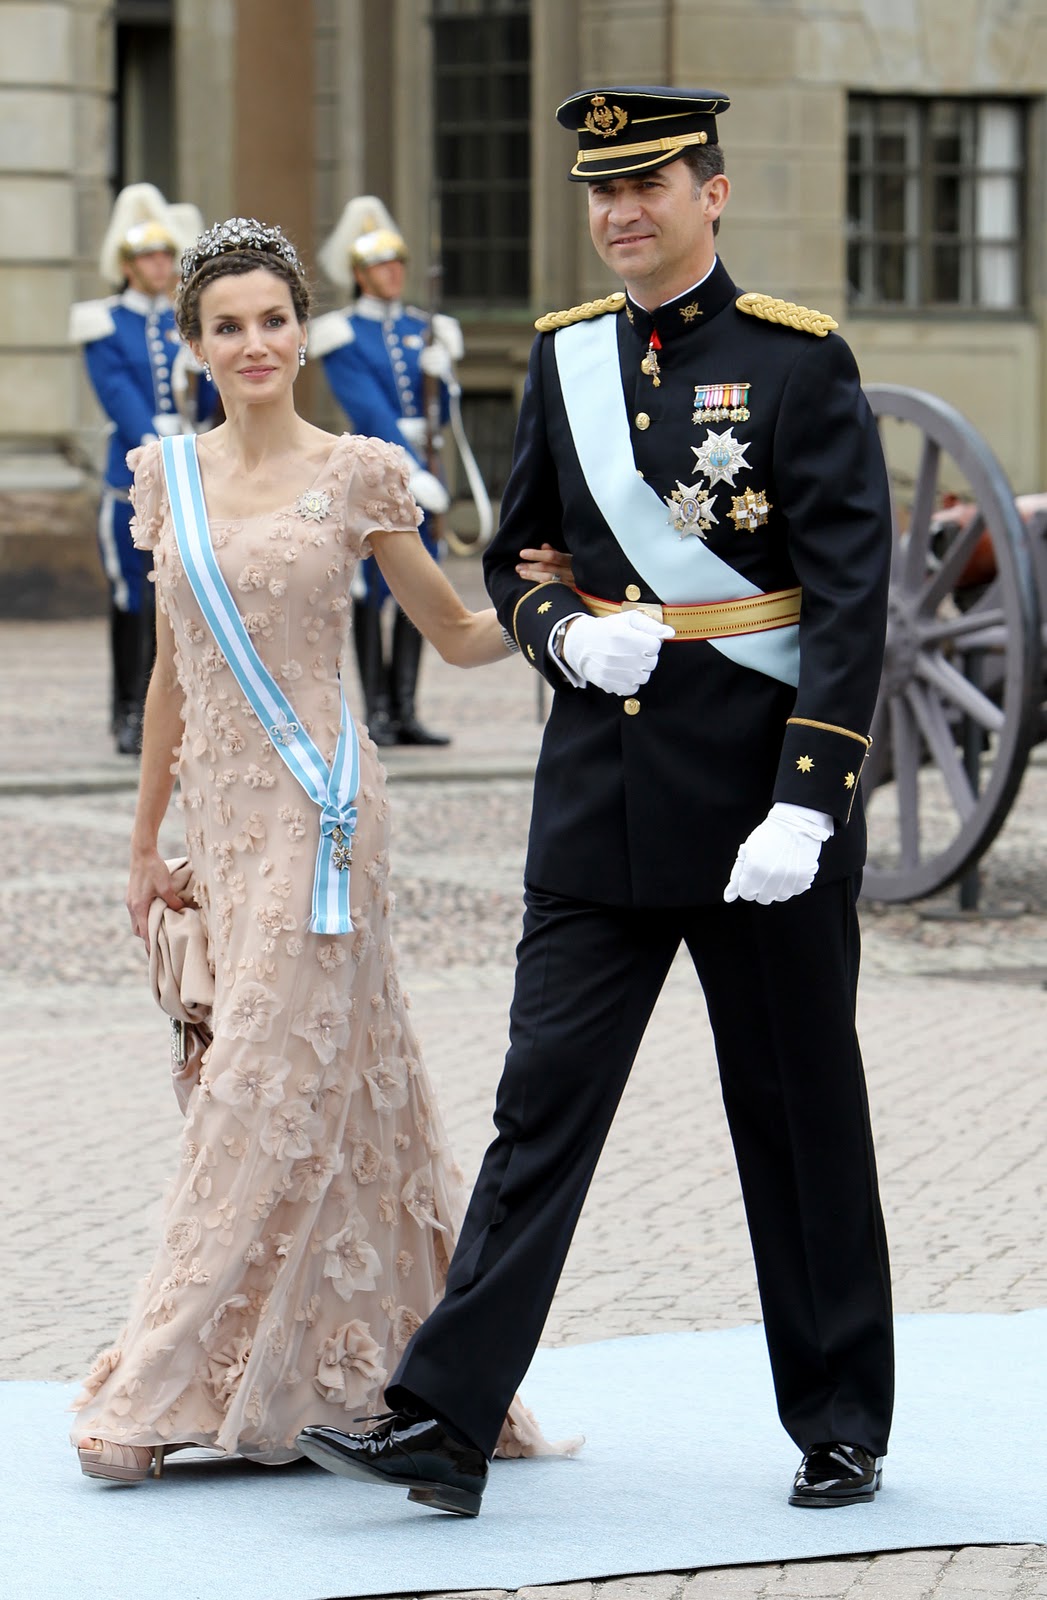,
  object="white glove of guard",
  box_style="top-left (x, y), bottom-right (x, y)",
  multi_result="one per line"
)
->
top-left (397, 416), bottom-right (429, 451)
top-left (562, 610), bottom-right (675, 696)
top-left (723, 802), bottom-right (834, 906)
top-left (419, 343), bottom-right (453, 383)
top-left (430, 312), bottom-right (465, 362)
top-left (407, 468), bottom-right (451, 516)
